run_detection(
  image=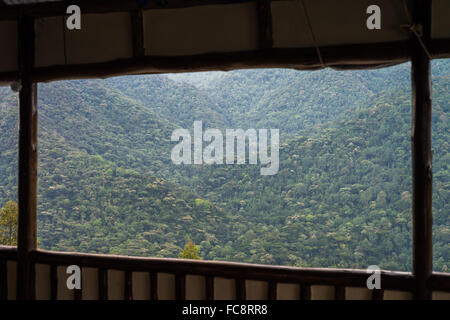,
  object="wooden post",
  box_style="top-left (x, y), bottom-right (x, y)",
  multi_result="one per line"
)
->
top-left (16, 14), bottom-right (38, 300)
top-left (411, 0), bottom-right (432, 300)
